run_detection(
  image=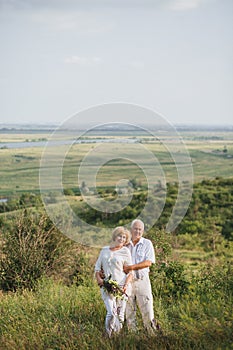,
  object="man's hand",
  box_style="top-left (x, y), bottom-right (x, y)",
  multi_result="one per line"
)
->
top-left (123, 265), bottom-right (132, 274)
top-left (124, 260), bottom-right (152, 274)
